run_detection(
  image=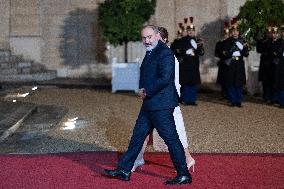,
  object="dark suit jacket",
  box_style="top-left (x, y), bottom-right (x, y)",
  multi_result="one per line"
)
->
top-left (139, 40), bottom-right (178, 111)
